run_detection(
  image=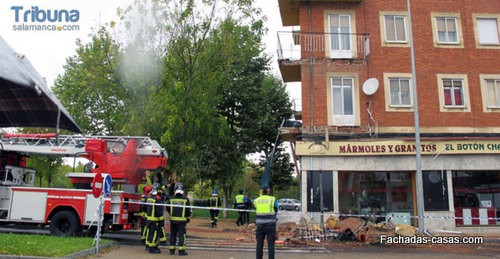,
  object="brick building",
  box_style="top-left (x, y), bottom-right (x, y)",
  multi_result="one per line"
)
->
top-left (277, 0), bottom-right (500, 230)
